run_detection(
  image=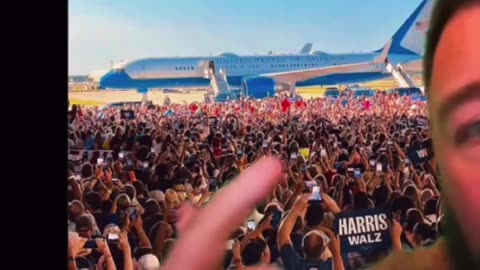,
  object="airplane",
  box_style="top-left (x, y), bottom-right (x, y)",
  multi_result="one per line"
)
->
top-left (100, 0), bottom-right (433, 100)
